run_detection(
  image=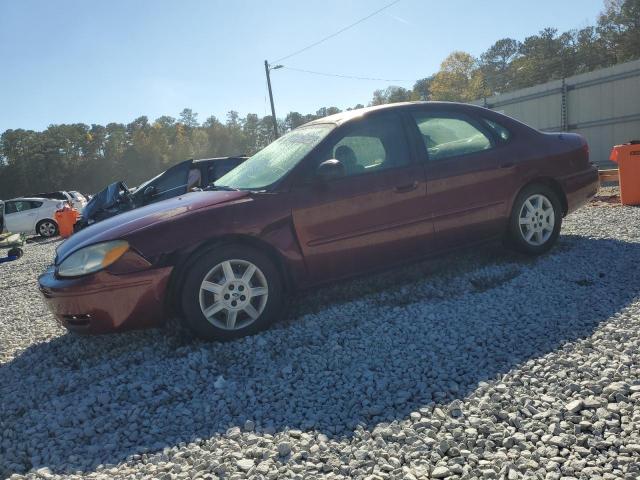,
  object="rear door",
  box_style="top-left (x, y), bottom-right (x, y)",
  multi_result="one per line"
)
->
top-left (409, 109), bottom-right (516, 249)
top-left (291, 112), bottom-right (433, 282)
